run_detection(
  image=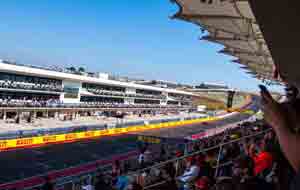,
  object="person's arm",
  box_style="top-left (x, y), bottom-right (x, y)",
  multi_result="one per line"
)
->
top-left (260, 86), bottom-right (300, 172)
